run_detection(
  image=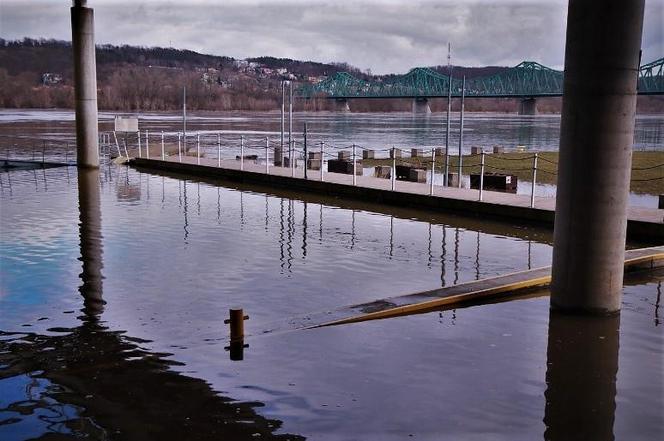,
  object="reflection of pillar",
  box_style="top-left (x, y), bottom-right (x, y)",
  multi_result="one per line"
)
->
top-left (544, 312), bottom-right (620, 441)
top-left (71, 0), bottom-right (99, 168)
top-left (551, 0), bottom-right (645, 313)
top-left (77, 168), bottom-right (104, 316)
